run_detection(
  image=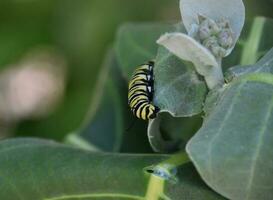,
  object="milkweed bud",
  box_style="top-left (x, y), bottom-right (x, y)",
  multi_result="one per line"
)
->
top-left (218, 28), bottom-right (234, 49)
top-left (203, 36), bottom-right (218, 50)
top-left (203, 36), bottom-right (228, 58)
top-left (198, 17), bottom-right (221, 40)
top-left (198, 25), bottom-right (211, 40)
top-left (193, 15), bottom-right (235, 58)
